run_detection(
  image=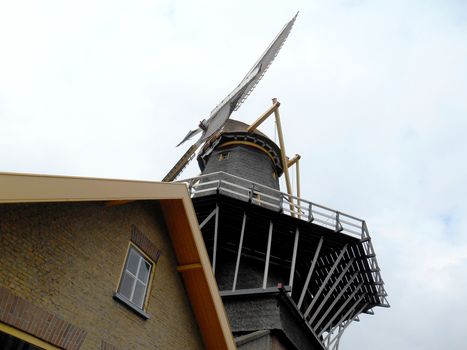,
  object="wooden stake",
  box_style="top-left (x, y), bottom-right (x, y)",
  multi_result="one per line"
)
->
top-left (272, 98), bottom-right (295, 217)
top-left (247, 100), bottom-right (281, 133)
